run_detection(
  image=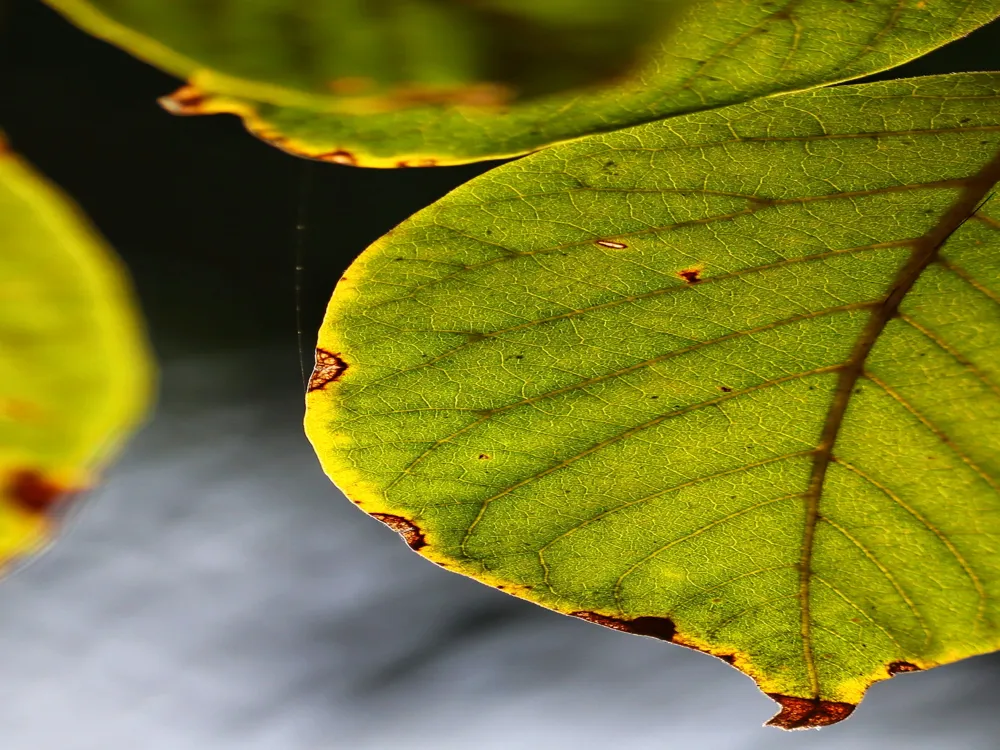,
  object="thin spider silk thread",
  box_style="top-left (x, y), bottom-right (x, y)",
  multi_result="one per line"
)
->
top-left (295, 160), bottom-right (315, 391)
